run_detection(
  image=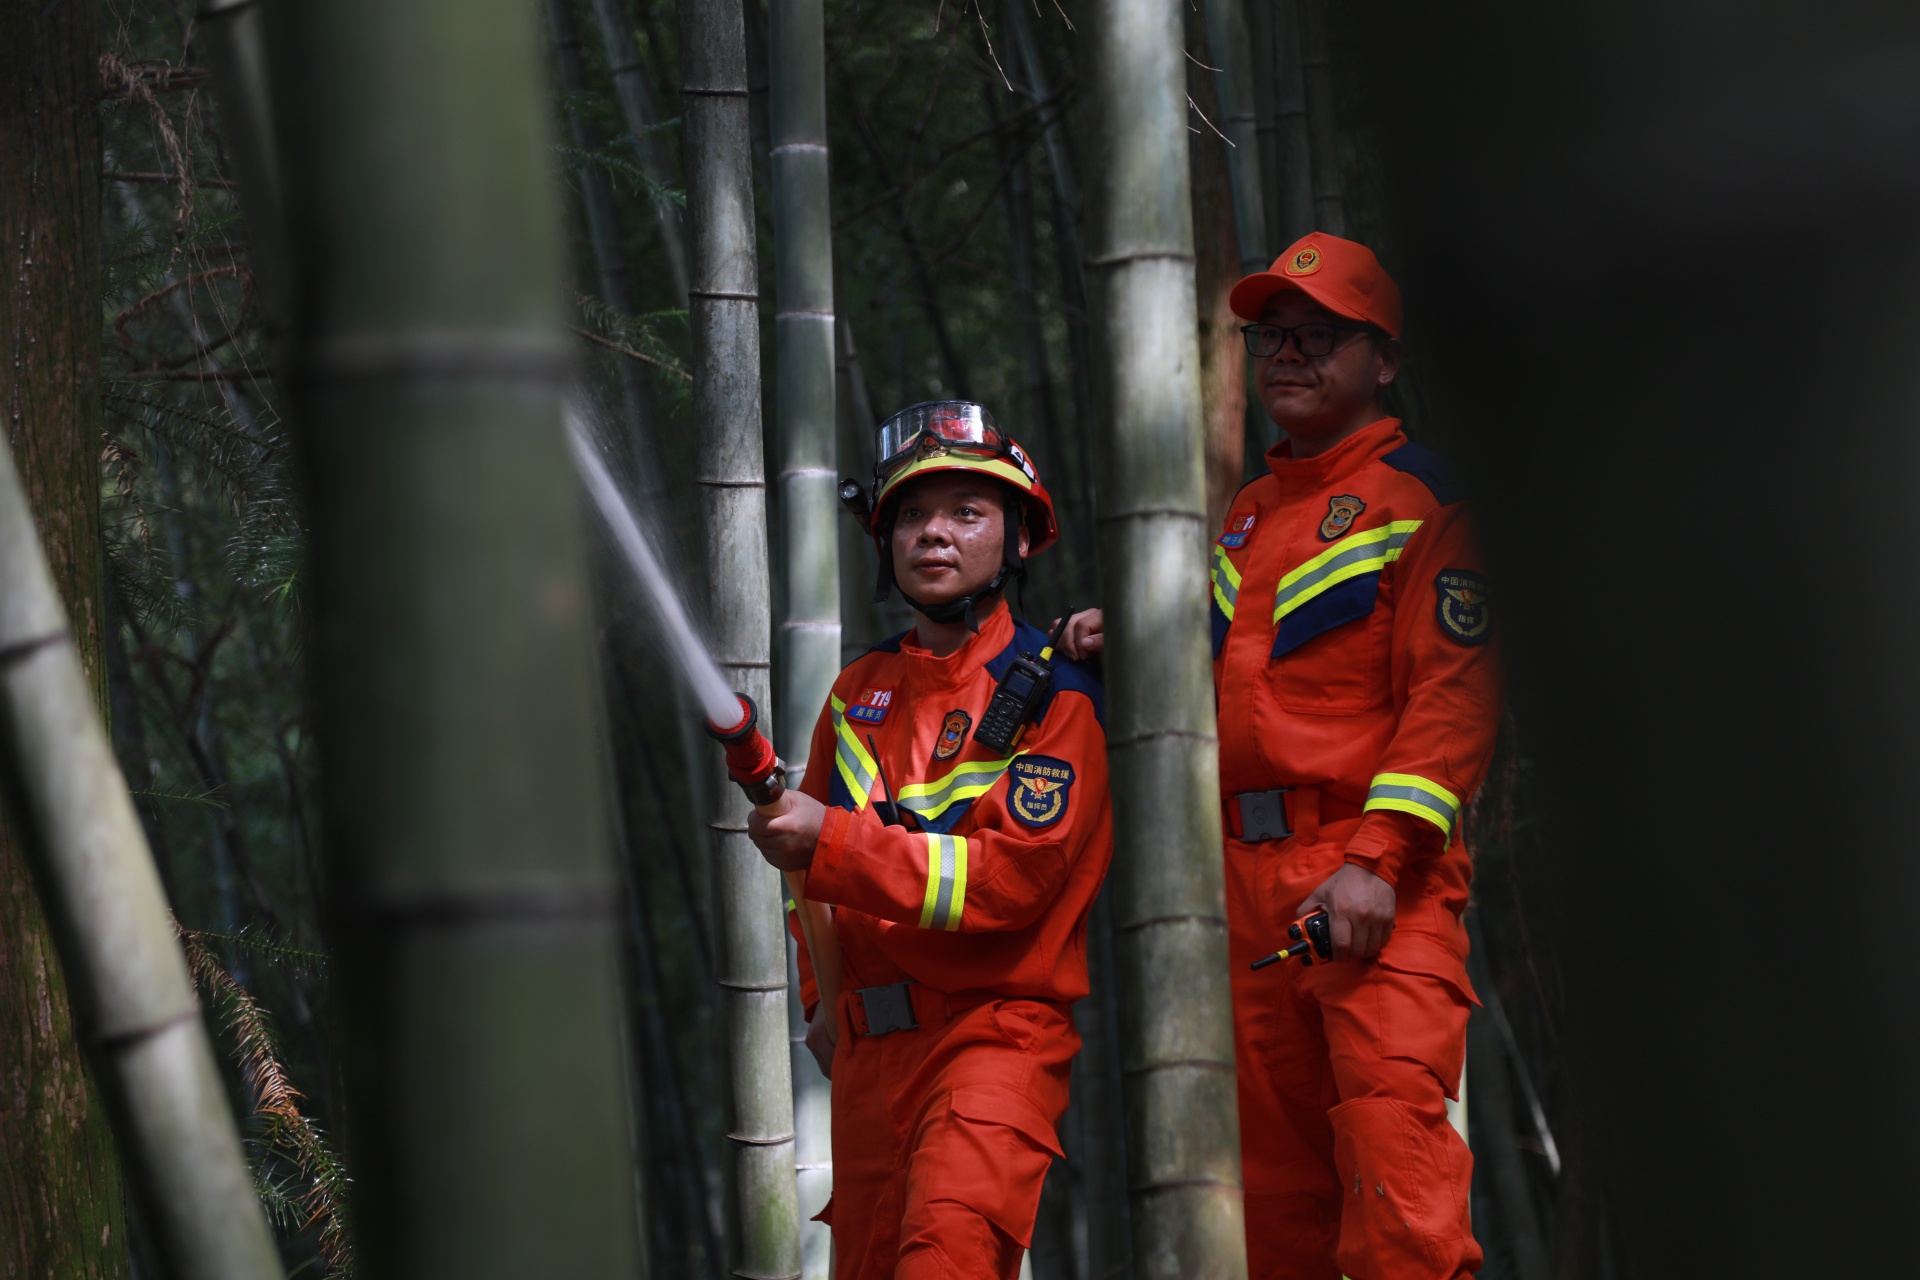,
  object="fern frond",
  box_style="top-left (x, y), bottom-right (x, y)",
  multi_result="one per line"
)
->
top-left (177, 923), bottom-right (354, 1276)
